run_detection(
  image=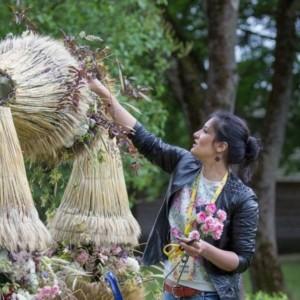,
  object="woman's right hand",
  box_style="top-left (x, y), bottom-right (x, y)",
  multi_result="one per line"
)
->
top-left (86, 74), bottom-right (137, 129)
top-left (87, 76), bottom-right (111, 100)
